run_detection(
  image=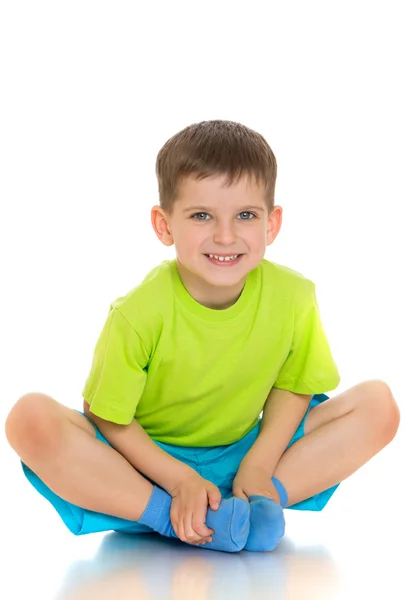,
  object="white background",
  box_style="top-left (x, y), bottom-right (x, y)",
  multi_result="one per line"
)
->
top-left (1, 2), bottom-right (417, 599)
